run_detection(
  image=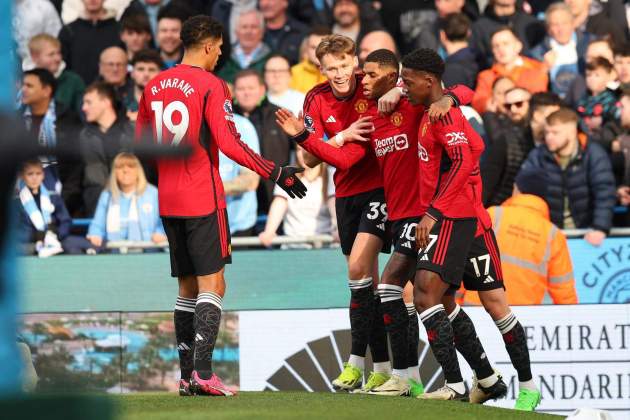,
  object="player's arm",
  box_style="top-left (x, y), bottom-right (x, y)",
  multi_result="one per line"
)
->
top-left (426, 110), bottom-right (475, 222)
top-left (444, 85), bottom-right (474, 107)
top-left (207, 82), bottom-right (306, 198)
